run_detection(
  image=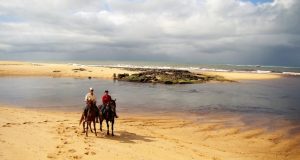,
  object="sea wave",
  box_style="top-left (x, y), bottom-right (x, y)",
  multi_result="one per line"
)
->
top-left (67, 63), bottom-right (300, 76)
top-left (282, 72), bottom-right (300, 76)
